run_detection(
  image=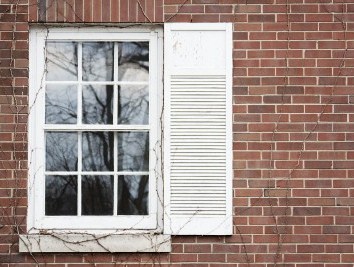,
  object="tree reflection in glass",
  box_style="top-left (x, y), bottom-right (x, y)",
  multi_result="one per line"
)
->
top-left (44, 41), bottom-right (152, 218)
top-left (118, 85), bottom-right (149, 125)
top-left (46, 42), bottom-right (78, 81)
top-left (82, 85), bottom-right (113, 124)
top-left (46, 132), bottom-right (78, 171)
top-left (82, 132), bottom-right (114, 171)
top-left (83, 42), bottom-right (113, 81)
top-left (118, 42), bottom-right (149, 82)
top-left (118, 132), bottom-right (149, 172)
top-left (45, 175), bottom-right (77, 215)
top-left (45, 84), bottom-right (77, 124)
top-left (82, 175), bottom-right (114, 215)
top-left (118, 175), bottom-right (148, 215)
